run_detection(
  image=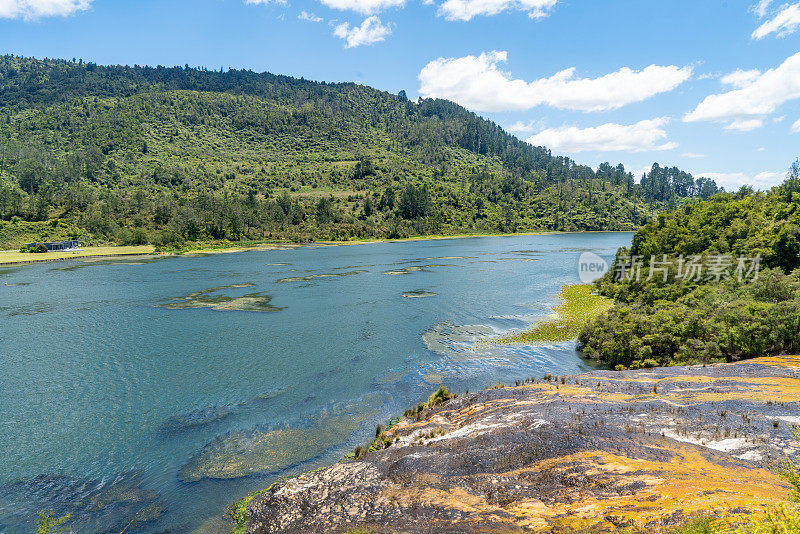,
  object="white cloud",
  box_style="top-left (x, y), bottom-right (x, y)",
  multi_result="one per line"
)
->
top-left (418, 51), bottom-right (692, 113)
top-left (752, 2), bottom-right (800, 39)
top-left (694, 170), bottom-right (786, 190)
top-left (685, 51), bottom-right (800, 130)
top-left (438, 0), bottom-right (556, 21)
top-left (626, 165), bottom-right (653, 181)
top-left (725, 118), bottom-right (764, 131)
top-left (682, 152), bottom-right (707, 158)
top-left (245, 0), bottom-right (287, 5)
top-left (298, 10), bottom-right (323, 21)
top-left (720, 68), bottom-right (761, 88)
top-left (0, 0), bottom-right (91, 19)
top-left (753, 0), bottom-right (774, 18)
top-left (525, 118), bottom-right (678, 153)
top-left (505, 119), bottom-right (543, 133)
top-left (320, 0), bottom-right (403, 14)
top-left (333, 16), bottom-right (392, 47)
top-left (792, 118), bottom-right (800, 133)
